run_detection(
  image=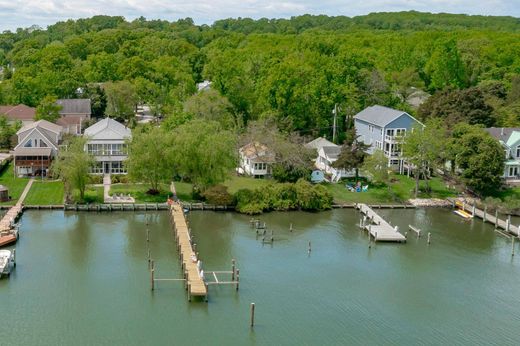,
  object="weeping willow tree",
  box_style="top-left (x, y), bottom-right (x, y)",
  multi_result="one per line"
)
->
top-left (51, 136), bottom-right (94, 202)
